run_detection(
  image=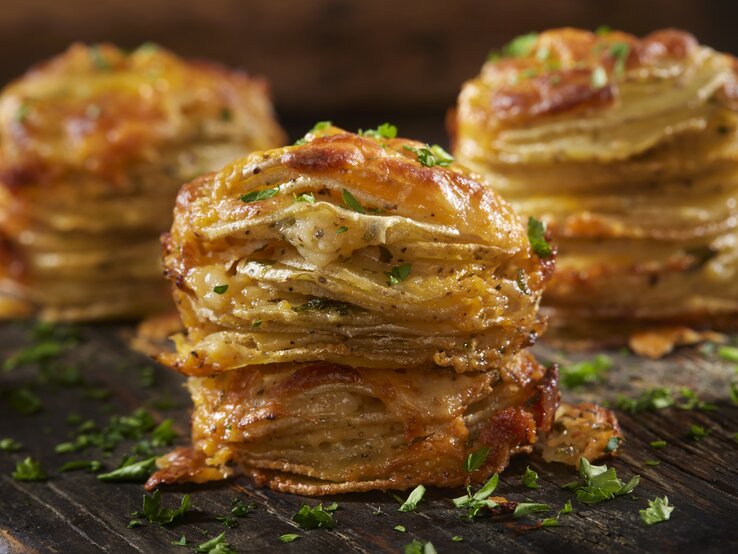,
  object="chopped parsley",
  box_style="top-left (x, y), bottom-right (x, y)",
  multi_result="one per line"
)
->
top-left (231, 498), bottom-right (256, 517)
top-left (394, 525), bottom-right (406, 532)
top-left (616, 387), bottom-right (714, 413)
top-left (605, 437), bottom-right (622, 453)
top-left (294, 121), bottom-right (332, 145)
top-left (731, 382), bottom-right (738, 405)
top-left (292, 297), bottom-right (353, 316)
top-left (279, 533), bottom-right (300, 543)
top-left (640, 496), bottom-right (674, 525)
top-left (151, 419), bottom-right (178, 447)
top-left (359, 123), bottom-right (398, 139)
top-left (513, 503), bottom-right (550, 519)
top-left (516, 269), bottom-right (530, 294)
top-left (644, 460), bottom-right (661, 467)
top-left (489, 32), bottom-right (539, 61)
top-left (97, 456), bottom-right (156, 482)
top-left (293, 192), bottom-right (315, 204)
top-left (718, 345), bottom-right (738, 362)
top-left (560, 500), bottom-right (573, 515)
top-left (591, 66), bottom-right (608, 88)
top-left (195, 532), bottom-right (235, 554)
top-left (403, 144), bottom-right (454, 167)
top-left (292, 503), bottom-right (335, 530)
top-left (220, 107), bottom-right (233, 122)
top-left (0, 438), bottom-right (22, 452)
top-left (12, 457), bottom-right (47, 481)
top-left (595, 25), bottom-right (612, 35)
top-left (404, 540), bottom-right (437, 554)
top-left (527, 217), bottom-right (553, 258)
top-left (687, 424), bottom-right (710, 441)
top-left (559, 354), bottom-right (612, 388)
top-left (398, 484), bottom-right (426, 512)
top-left (6, 387), bottom-right (43, 415)
top-left (453, 473), bottom-right (500, 519)
top-left (59, 460), bottom-right (102, 473)
top-left (523, 466), bottom-right (539, 489)
top-left (213, 284), bottom-right (229, 295)
top-left (609, 42), bottom-right (630, 76)
top-left (563, 458), bottom-right (639, 504)
top-left (3, 340), bottom-right (70, 371)
top-left (540, 517), bottom-right (559, 527)
top-left (241, 187), bottom-right (280, 203)
top-left (464, 447), bottom-right (490, 473)
top-left (451, 536), bottom-right (464, 542)
top-left (385, 263), bottom-right (412, 286)
top-left (650, 440), bottom-right (667, 449)
top-left (130, 490), bottom-right (190, 526)
top-left (336, 226), bottom-right (349, 234)
top-left (251, 320), bottom-right (262, 328)
top-left (171, 535), bottom-right (188, 547)
top-left (341, 188), bottom-right (367, 214)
